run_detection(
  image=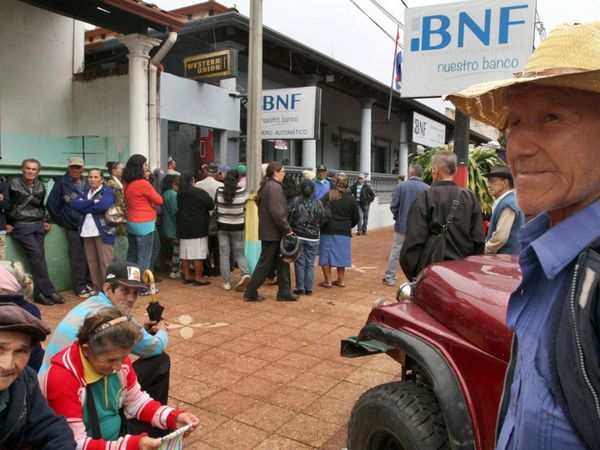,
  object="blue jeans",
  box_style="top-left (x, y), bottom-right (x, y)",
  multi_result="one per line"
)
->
top-left (294, 239), bottom-right (319, 292)
top-left (357, 202), bottom-right (370, 233)
top-left (218, 230), bottom-right (249, 283)
top-left (127, 232), bottom-right (154, 271)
